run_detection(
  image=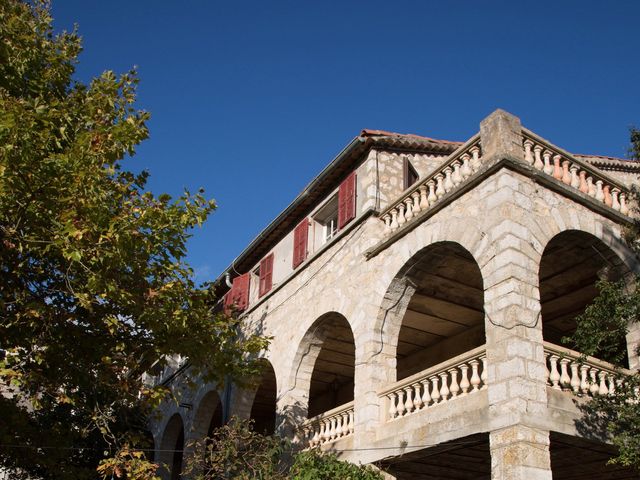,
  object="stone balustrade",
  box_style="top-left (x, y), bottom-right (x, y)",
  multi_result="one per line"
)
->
top-left (379, 346), bottom-right (487, 422)
top-left (522, 130), bottom-right (630, 215)
top-left (380, 136), bottom-right (483, 232)
top-left (297, 401), bottom-right (354, 448)
top-left (543, 342), bottom-right (630, 396)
